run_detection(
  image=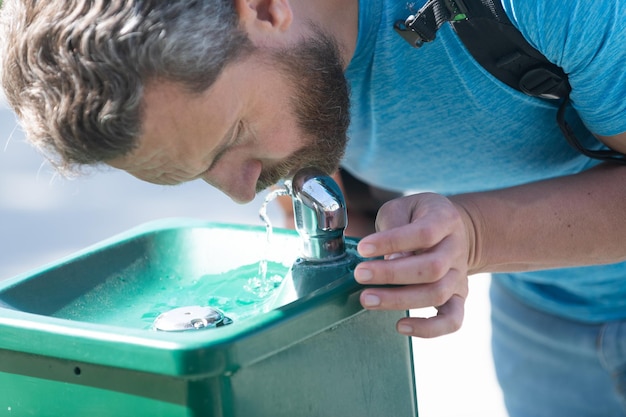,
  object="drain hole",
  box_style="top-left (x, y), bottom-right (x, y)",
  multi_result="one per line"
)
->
top-left (74, 366), bottom-right (82, 376)
top-left (153, 306), bottom-right (233, 332)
